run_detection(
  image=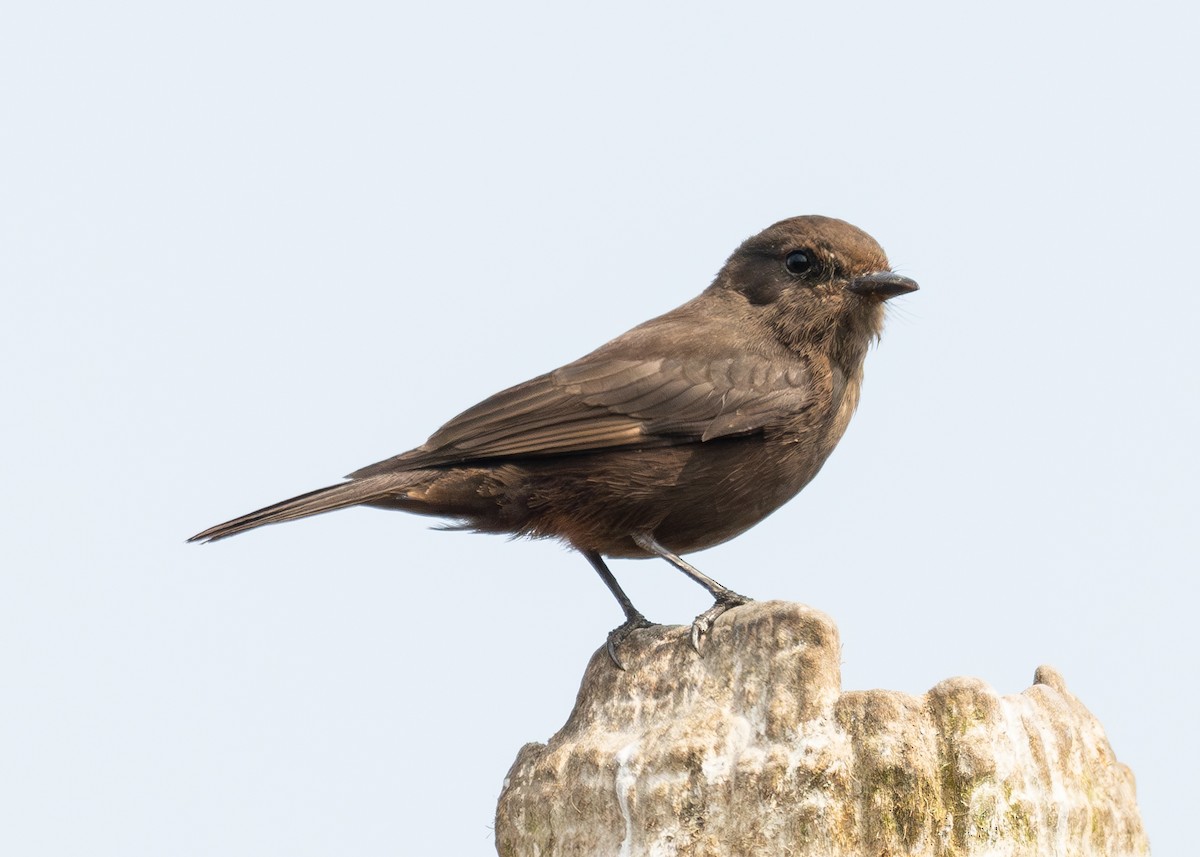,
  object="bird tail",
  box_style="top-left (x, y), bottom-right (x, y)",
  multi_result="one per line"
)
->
top-left (188, 475), bottom-right (409, 543)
